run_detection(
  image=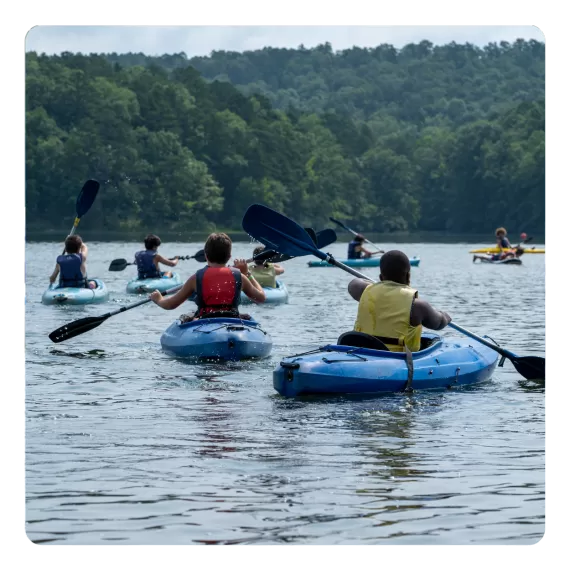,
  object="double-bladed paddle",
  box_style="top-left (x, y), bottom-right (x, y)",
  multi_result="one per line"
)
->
top-left (243, 204), bottom-right (545, 381)
top-left (61, 180), bottom-right (100, 254)
top-left (329, 217), bottom-right (384, 254)
top-left (108, 250), bottom-right (207, 272)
